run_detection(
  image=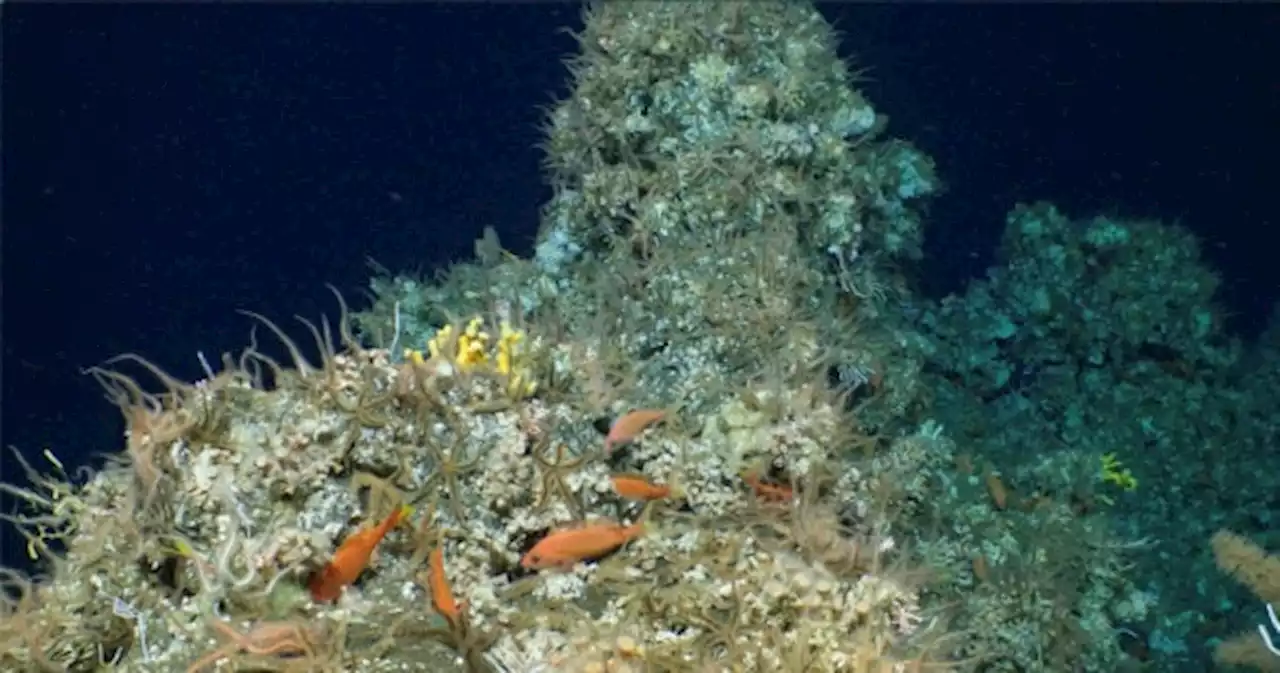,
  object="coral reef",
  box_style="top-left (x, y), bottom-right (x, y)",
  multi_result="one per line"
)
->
top-left (0, 297), bottom-right (946, 671)
top-left (1, 4), bottom-right (959, 672)
top-left (5, 2), bottom-right (1221, 672)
